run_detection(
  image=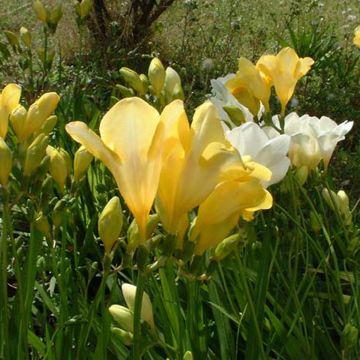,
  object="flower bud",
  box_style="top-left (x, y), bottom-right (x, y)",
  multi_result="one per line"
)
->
top-left (23, 134), bottom-right (49, 176)
top-left (164, 66), bottom-right (183, 103)
top-left (183, 351), bottom-right (193, 360)
top-left (139, 74), bottom-right (149, 93)
top-left (33, 0), bottom-right (48, 22)
top-left (109, 305), bottom-right (134, 332)
top-left (10, 105), bottom-right (27, 142)
top-left (213, 233), bottom-right (241, 261)
top-left (0, 84), bottom-right (22, 138)
top-left (98, 196), bottom-right (123, 254)
top-left (295, 165), bottom-right (308, 185)
top-left (74, 146), bottom-right (93, 181)
top-left (0, 138), bottom-right (12, 186)
top-left (122, 283), bottom-right (155, 330)
top-left (4, 30), bottom-right (19, 48)
top-left (322, 188), bottom-right (338, 211)
top-left (309, 211), bottom-right (321, 233)
top-left (46, 146), bottom-right (68, 190)
top-left (20, 27), bottom-right (32, 48)
top-left (25, 92), bottom-right (60, 138)
top-left (115, 84), bottom-right (135, 98)
top-left (59, 148), bottom-right (72, 176)
top-left (35, 212), bottom-right (50, 236)
top-left (35, 115), bottom-right (58, 137)
top-left (343, 323), bottom-right (358, 349)
top-left (47, 4), bottom-right (63, 32)
top-left (119, 67), bottom-right (145, 95)
top-left (110, 327), bottom-right (133, 346)
top-left (76, 0), bottom-right (93, 18)
top-left (148, 58), bottom-right (165, 96)
top-left (223, 105), bottom-right (246, 126)
top-left (337, 190), bottom-right (352, 225)
top-left (127, 214), bottom-right (160, 252)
